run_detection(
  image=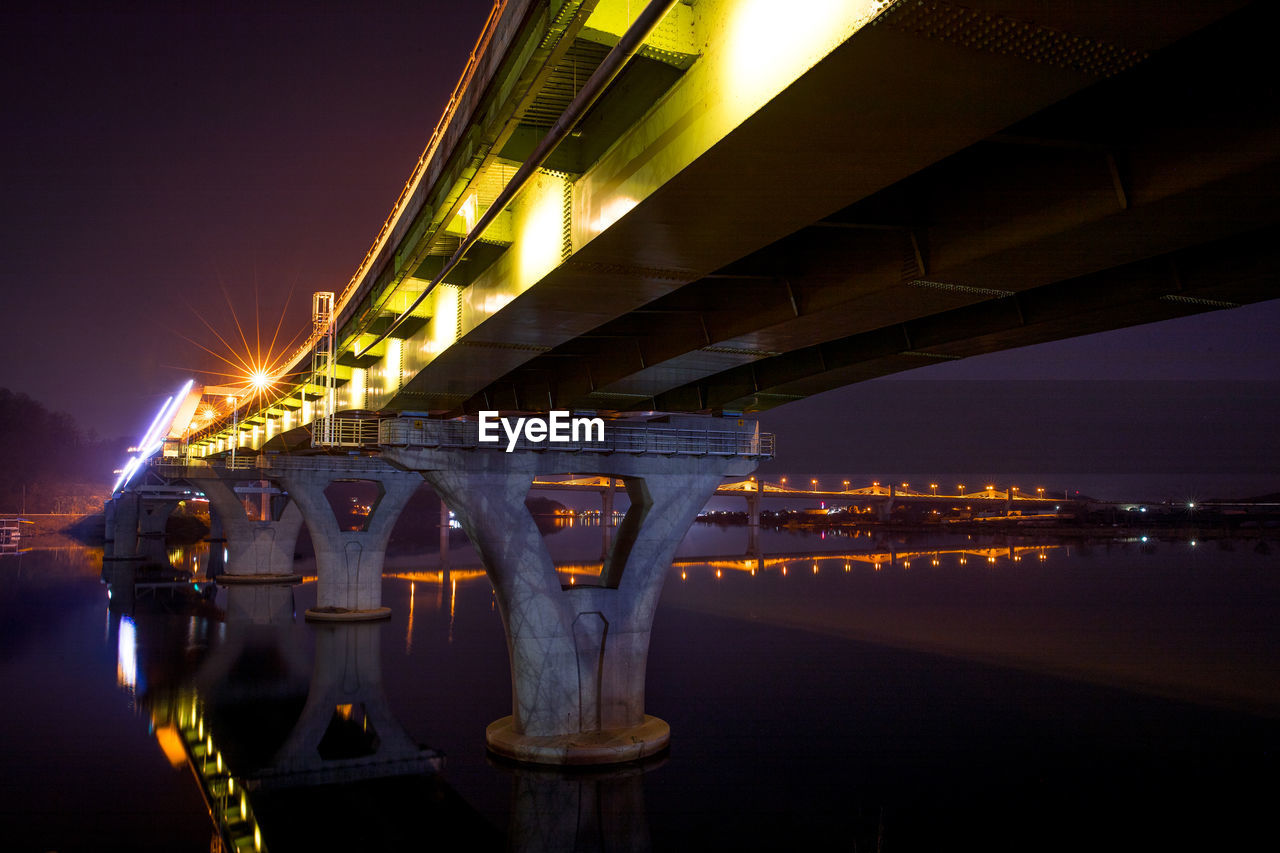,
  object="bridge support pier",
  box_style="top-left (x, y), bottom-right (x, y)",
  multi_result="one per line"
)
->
top-left (600, 478), bottom-right (615, 560)
top-left (107, 493), bottom-right (141, 561)
top-left (103, 499), bottom-right (117, 558)
top-left (439, 497), bottom-right (450, 567)
top-left (137, 498), bottom-right (178, 569)
top-left (270, 465), bottom-right (421, 620)
top-left (191, 476), bottom-right (305, 583)
top-left (205, 511), bottom-right (225, 577)
top-left (746, 488), bottom-right (761, 527)
top-left (385, 444), bottom-right (756, 766)
top-left (877, 484), bottom-right (896, 523)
